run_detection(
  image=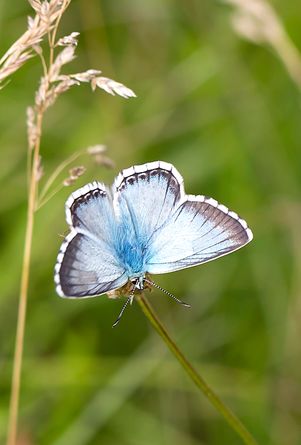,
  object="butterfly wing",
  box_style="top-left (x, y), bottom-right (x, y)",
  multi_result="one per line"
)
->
top-left (113, 161), bottom-right (252, 275)
top-left (55, 182), bottom-right (127, 297)
top-left (113, 161), bottom-right (184, 244)
top-left (56, 162), bottom-right (253, 295)
top-left (145, 195), bottom-right (253, 274)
